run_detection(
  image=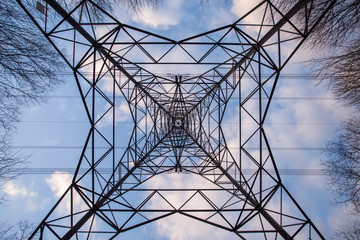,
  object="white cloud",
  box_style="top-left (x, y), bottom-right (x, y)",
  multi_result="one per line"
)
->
top-left (117, 101), bottom-right (131, 122)
top-left (202, 4), bottom-right (238, 29)
top-left (3, 181), bottom-right (31, 197)
top-left (154, 214), bottom-right (237, 240)
top-left (267, 79), bottom-right (341, 147)
top-left (45, 171), bottom-right (72, 198)
top-left (132, 0), bottom-right (185, 29)
top-left (144, 174), bottom-right (238, 239)
top-left (45, 171), bottom-right (88, 215)
top-left (231, 0), bottom-right (263, 37)
top-left (45, 172), bottom-right (103, 234)
top-left (94, 100), bottom-right (132, 131)
top-left (231, 0), bottom-right (262, 20)
top-left (2, 180), bottom-right (47, 213)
